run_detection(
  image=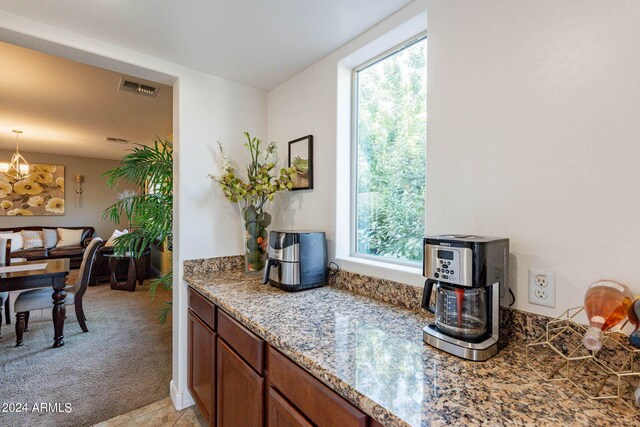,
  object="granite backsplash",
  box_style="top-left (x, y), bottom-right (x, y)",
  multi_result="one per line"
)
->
top-left (183, 255), bottom-right (552, 342)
